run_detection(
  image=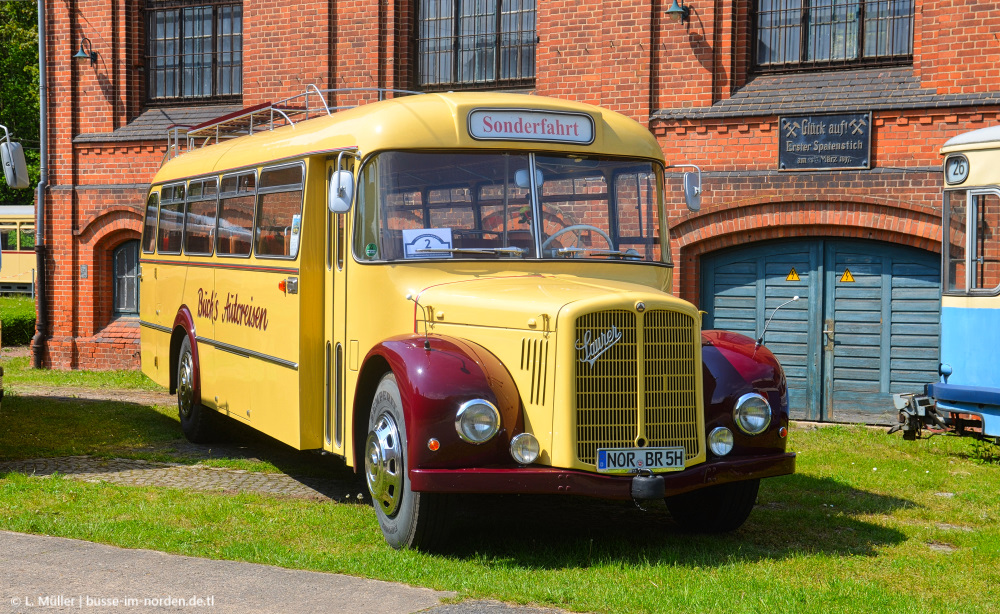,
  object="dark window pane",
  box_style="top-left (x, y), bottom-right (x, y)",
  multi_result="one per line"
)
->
top-left (755, 0), bottom-right (911, 70)
top-left (255, 190), bottom-right (303, 257)
top-left (217, 172), bottom-right (255, 256)
top-left (156, 184), bottom-right (185, 254)
top-left (184, 179), bottom-right (218, 255)
top-left (945, 191), bottom-right (967, 293)
top-left (418, 0), bottom-right (535, 88)
top-left (146, 1), bottom-right (242, 102)
top-left (113, 240), bottom-right (140, 315)
top-left (0, 227), bottom-right (16, 251)
top-left (142, 193), bottom-right (159, 253)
